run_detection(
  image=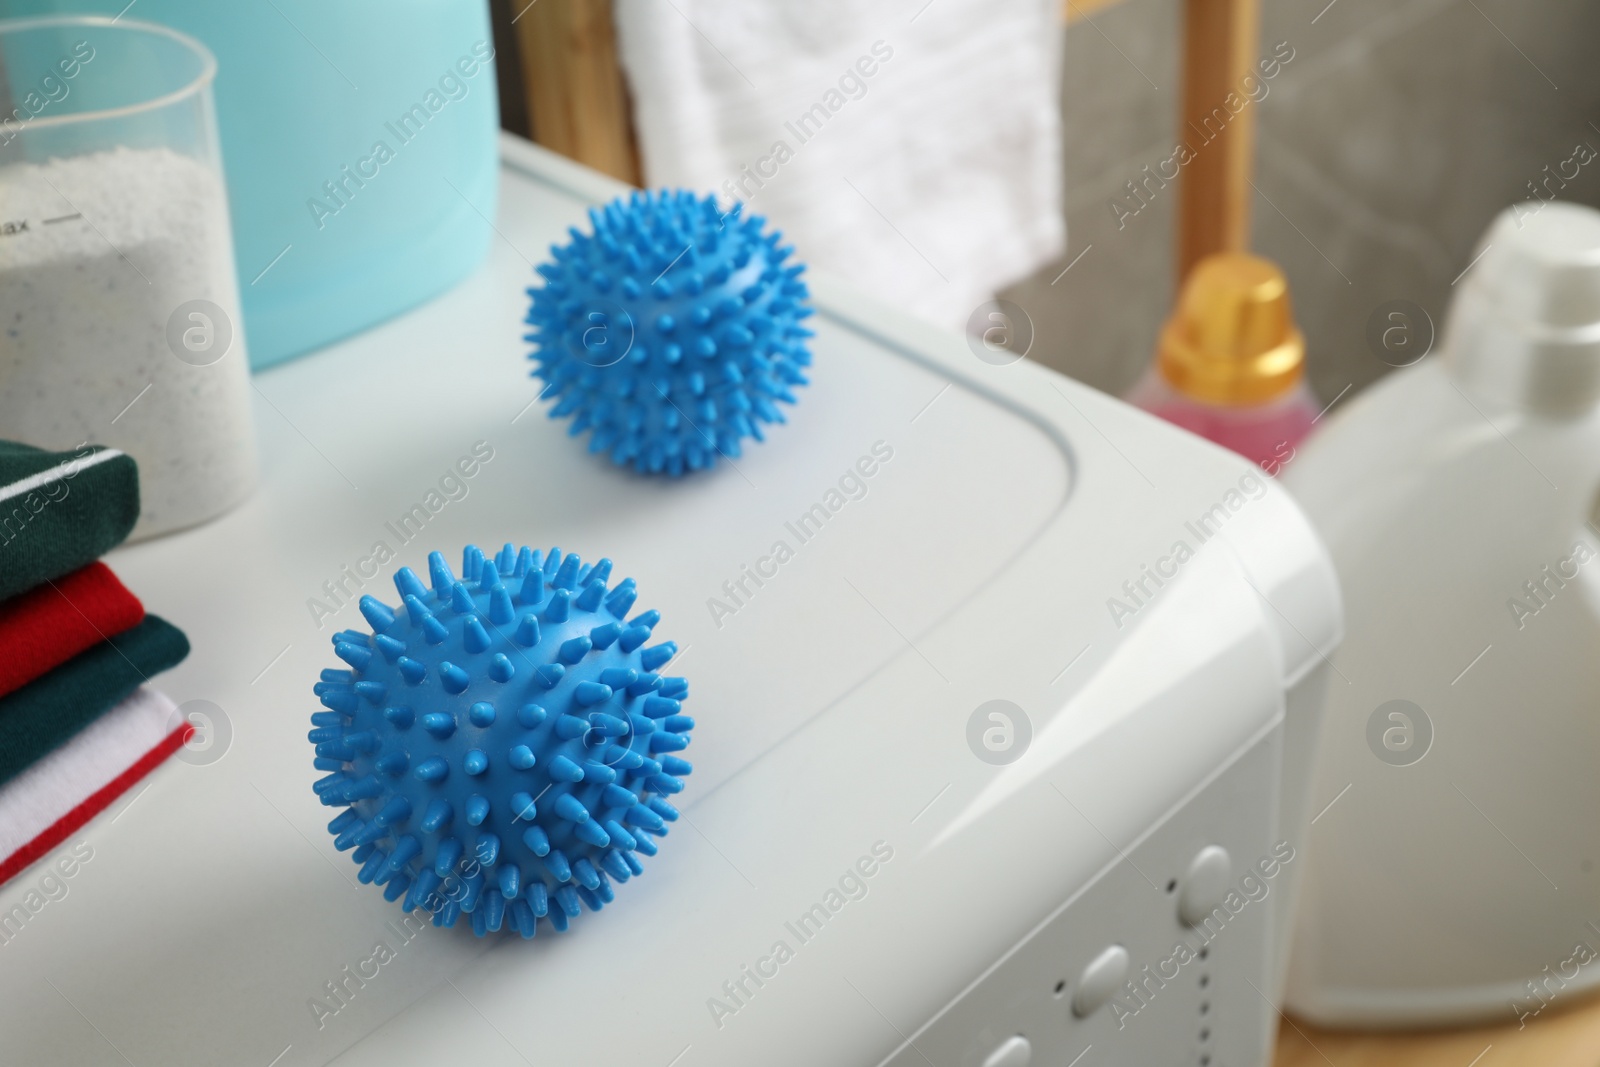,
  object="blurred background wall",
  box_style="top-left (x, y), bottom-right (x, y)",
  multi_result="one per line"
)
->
top-left (489, 0), bottom-right (1600, 409)
top-left (999, 0), bottom-right (1600, 405)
